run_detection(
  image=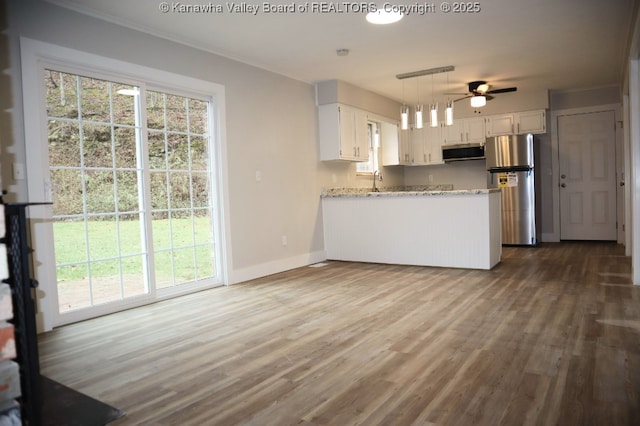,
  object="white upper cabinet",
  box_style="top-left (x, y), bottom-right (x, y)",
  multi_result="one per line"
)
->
top-left (444, 117), bottom-right (486, 145)
top-left (485, 110), bottom-right (546, 137)
top-left (515, 109), bottom-right (546, 134)
top-left (319, 103), bottom-right (369, 161)
top-left (485, 114), bottom-right (515, 137)
top-left (380, 120), bottom-right (403, 166)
